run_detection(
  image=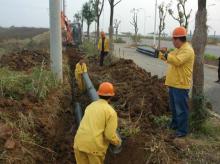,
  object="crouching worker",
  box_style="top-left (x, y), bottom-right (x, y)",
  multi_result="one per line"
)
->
top-left (75, 57), bottom-right (87, 93)
top-left (73, 82), bottom-right (121, 164)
